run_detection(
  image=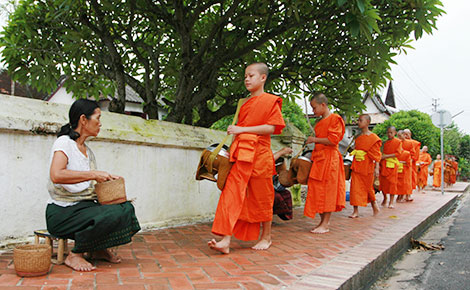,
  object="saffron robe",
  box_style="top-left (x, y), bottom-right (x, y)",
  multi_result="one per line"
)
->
top-left (410, 140), bottom-right (421, 189)
top-left (402, 139), bottom-right (420, 190)
top-left (379, 138), bottom-right (403, 195)
top-left (432, 160), bottom-right (442, 188)
top-left (211, 93), bottom-right (285, 241)
top-left (304, 114), bottom-right (345, 217)
top-left (451, 161), bottom-right (458, 184)
top-left (397, 150), bottom-right (412, 195)
top-left (444, 160), bottom-right (453, 185)
top-left (350, 133), bottom-right (382, 207)
top-left (417, 152), bottom-right (432, 188)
